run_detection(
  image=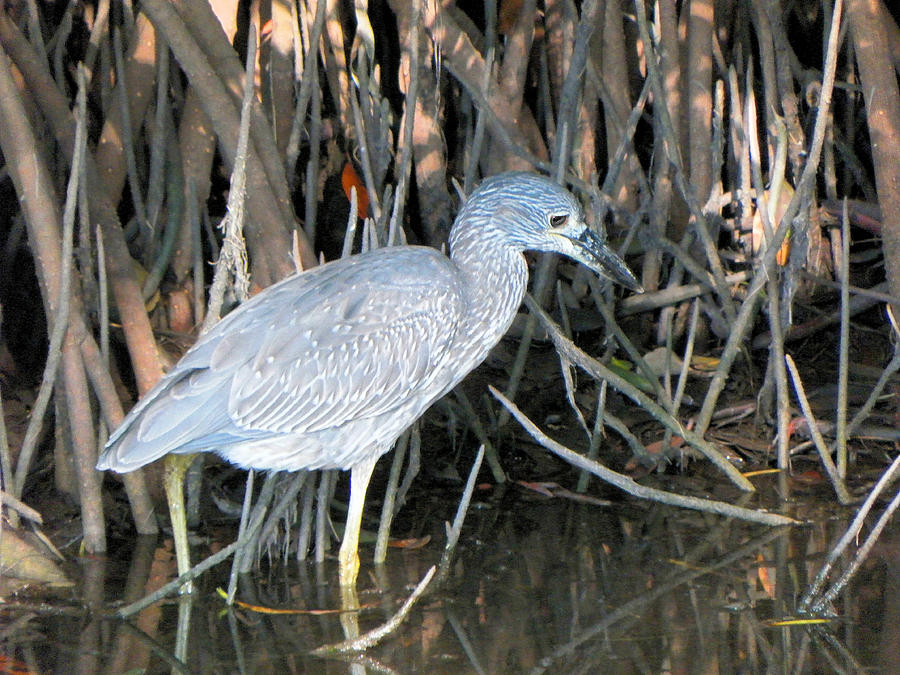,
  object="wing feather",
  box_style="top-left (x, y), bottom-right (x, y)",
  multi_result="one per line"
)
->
top-left (98, 246), bottom-right (463, 472)
top-left (228, 251), bottom-right (463, 433)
